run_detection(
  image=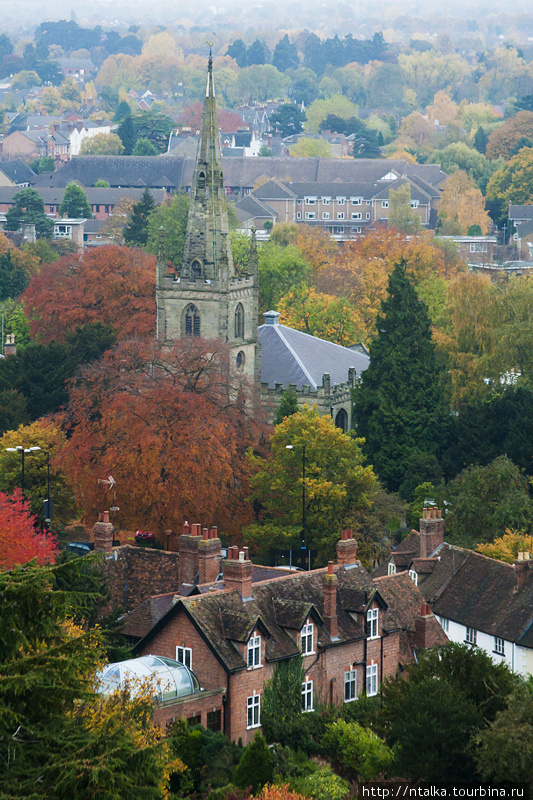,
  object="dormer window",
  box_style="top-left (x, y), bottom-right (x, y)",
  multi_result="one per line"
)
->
top-left (301, 622), bottom-right (314, 655)
top-left (366, 608), bottom-right (379, 639)
top-left (247, 634), bottom-right (261, 668)
top-left (388, 562), bottom-right (396, 575)
top-left (409, 569), bottom-right (418, 586)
